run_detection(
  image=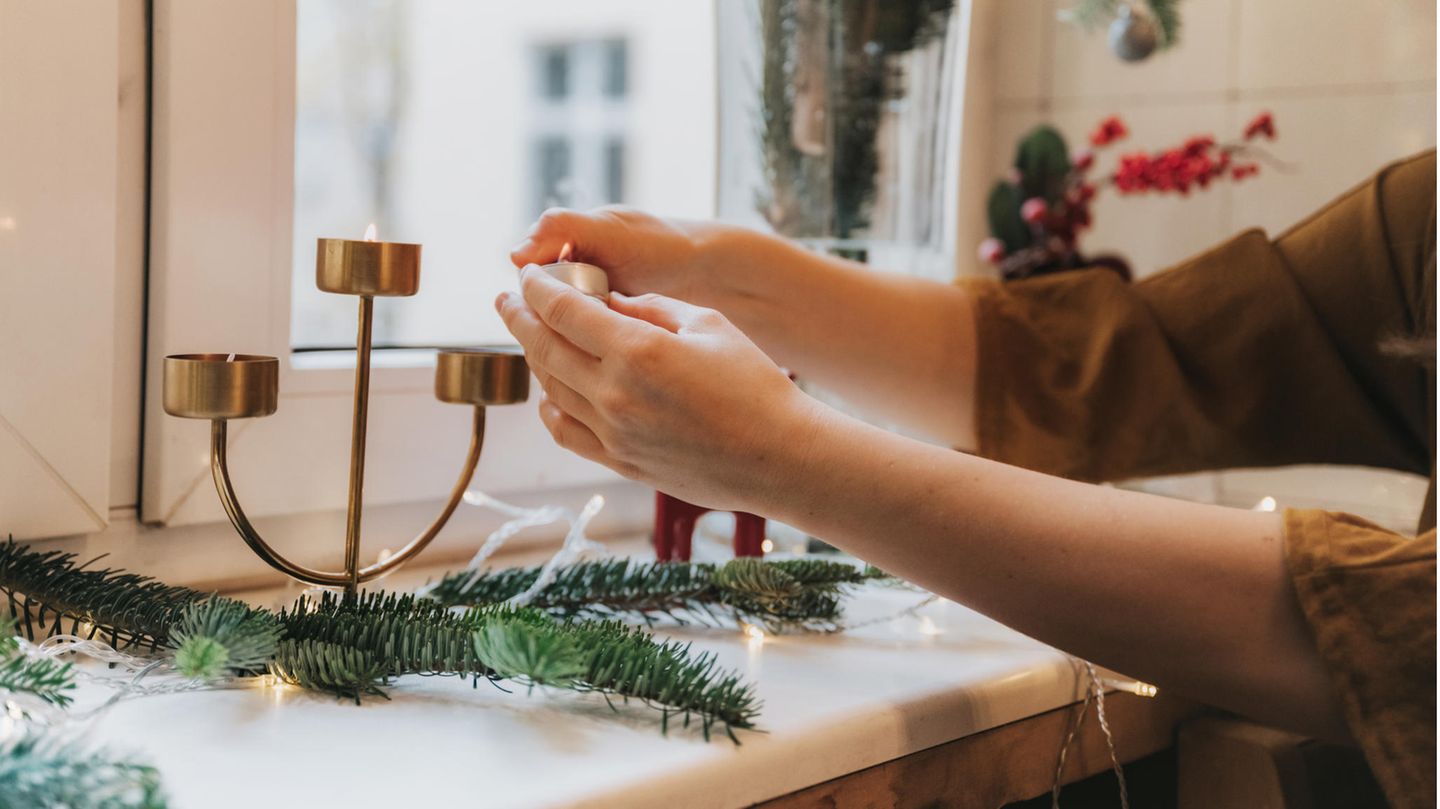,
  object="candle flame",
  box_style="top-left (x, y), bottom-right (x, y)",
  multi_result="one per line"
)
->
top-left (363, 223), bottom-right (378, 242)
top-left (557, 242), bottom-right (573, 262)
